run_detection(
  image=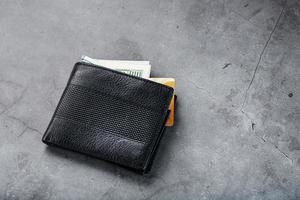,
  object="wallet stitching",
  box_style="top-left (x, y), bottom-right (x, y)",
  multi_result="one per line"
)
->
top-left (54, 116), bottom-right (147, 144)
top-left (69, 83), bottom-right (166, 114)
top-left (76, 62), bottom-right (174, 91)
